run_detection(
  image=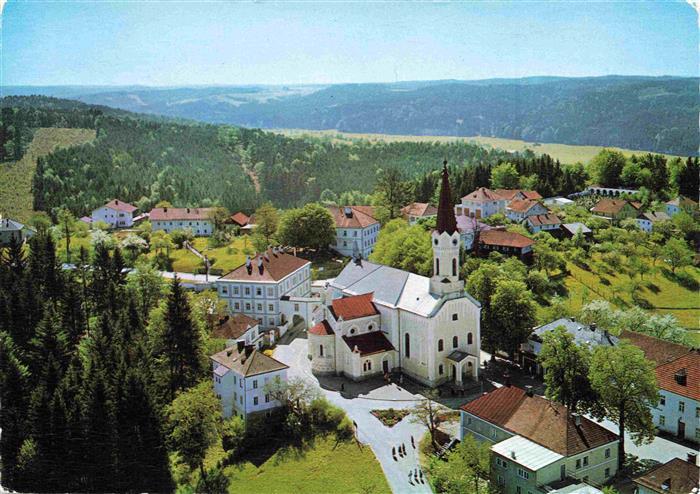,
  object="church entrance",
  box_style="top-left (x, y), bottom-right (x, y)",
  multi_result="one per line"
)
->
top-left (451, 364), bottom-right (457, 381)
top-left (382, 359), bottom-right (389, 374)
